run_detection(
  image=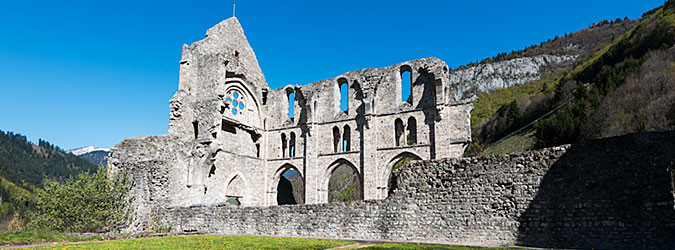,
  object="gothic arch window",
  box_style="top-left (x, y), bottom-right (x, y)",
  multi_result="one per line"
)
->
top-left (407, 117), bottom-right (417, 145)
top-left (333, 126), bottom-right (341, 153)
top-left (287, 91), bottom-right (295, 119)
top-left (394, 118), bottom-right (404, 146)
top-left (192, 121), bottom-right (199, 140)
top-left (342, 125), bottom-right (351, 152)
top-left (338, 78), bottom-right (348, 112)
top-left (400, 65), bottom-right (413, 103)
top-left (289, 132), bottom-right (296, 158)
top-left (220, 80), bottom-right (264, 130)
top-left (281, 133), bottom-right (287, 158)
